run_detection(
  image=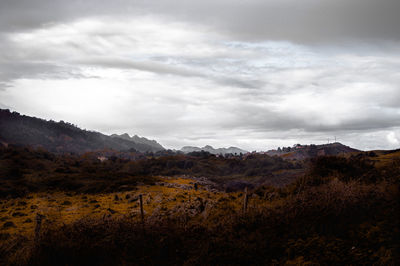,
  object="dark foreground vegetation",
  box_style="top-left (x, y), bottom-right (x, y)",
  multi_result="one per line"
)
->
top-left (0, 146), bottom-right (399, 265)
top-left (2, 179), bottom-right (399, 265)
